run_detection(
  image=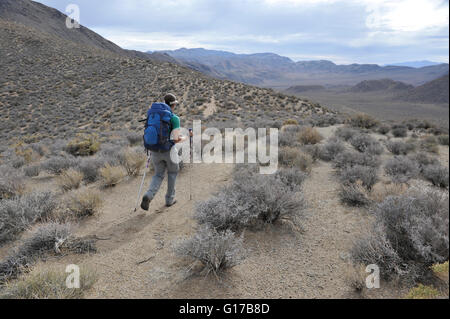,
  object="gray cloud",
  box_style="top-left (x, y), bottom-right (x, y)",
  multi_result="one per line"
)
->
top-left (36, 0), bottom-right (449, 64)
